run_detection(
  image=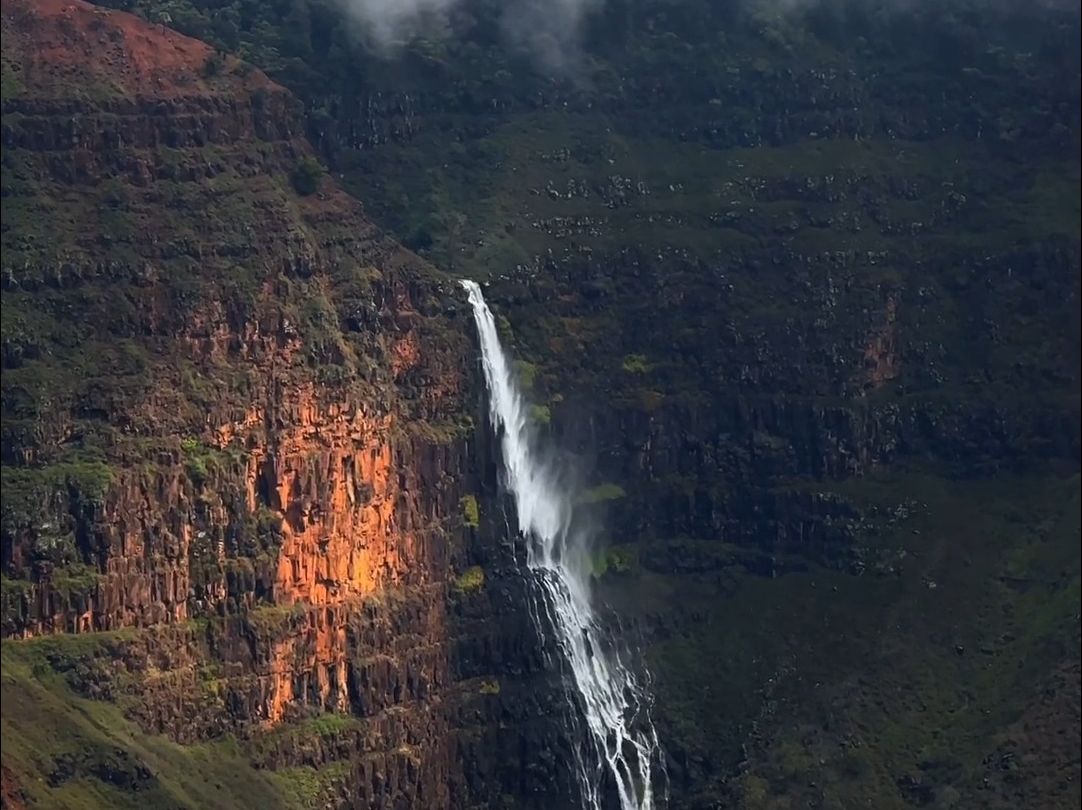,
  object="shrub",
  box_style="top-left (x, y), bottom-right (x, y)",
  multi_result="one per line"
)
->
top-left (291, 156), bottom-right (324, 196)
top-left (593, 546), bottom-right (636, 578)
top-left (184, 455), bottom-right (209, 486)
top-left (529, 404), bottom-right (551, 425)
top-left (621, 354), bottom-right (652, 374)
top-left (579, 483), bottom-right (627, 504)
top-left (50, 563), bottom-right (102, 598)
top-left (202, 51), bottom-right (225, 78)
top-left (460, 495), bottom-right (480, 528)
top-left (453, 566), bottom-right (485, 593)
top-left (513, 360), bottom-right (538, 390)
